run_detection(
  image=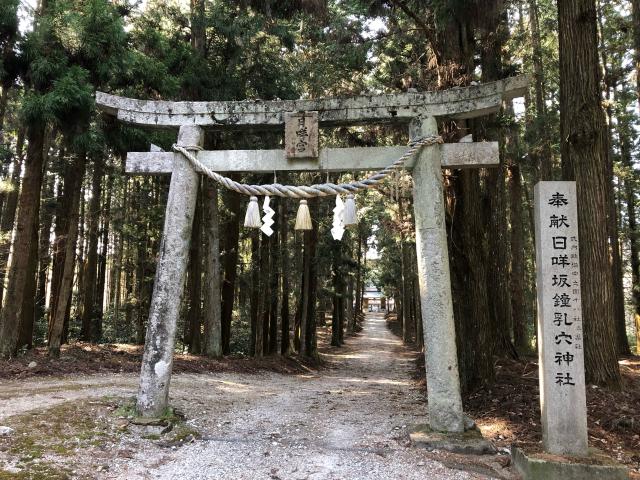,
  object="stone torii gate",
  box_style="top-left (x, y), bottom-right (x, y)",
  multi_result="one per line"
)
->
top-left (96, 75), bottom-right (528, 432)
